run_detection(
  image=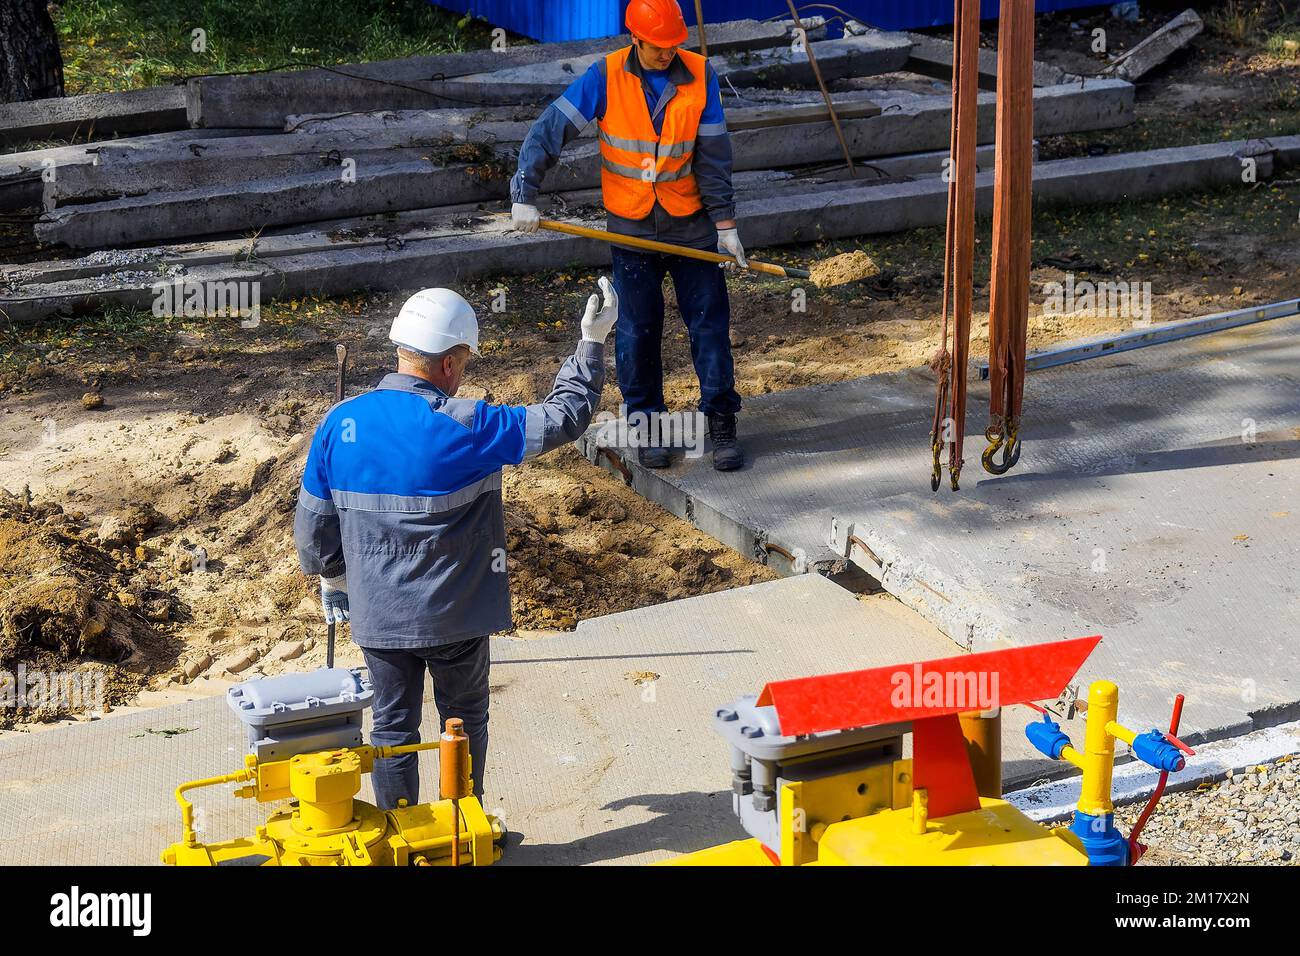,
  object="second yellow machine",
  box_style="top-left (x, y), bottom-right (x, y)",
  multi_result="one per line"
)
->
top-left (162, 668), bottom-right (505, 866)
